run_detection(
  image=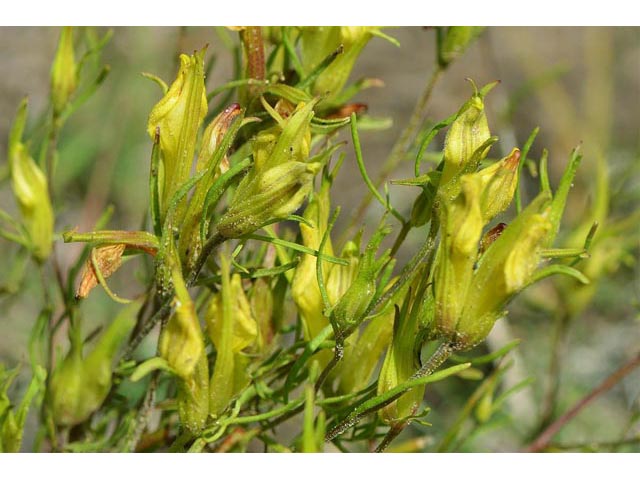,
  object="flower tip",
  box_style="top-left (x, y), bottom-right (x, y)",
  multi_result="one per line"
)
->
top-left (225, 103), bottom-right (242, 114)
top-left (62, 229), bottom-right (77, 243)
top-left (218, 103), bottom-right (243, 126)
top-left (465, 77), bottom-right (479, 96)
top-left (505, 148), bottom-right (521, 170)
top-left (479, 80), bottom-right (501, 98)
